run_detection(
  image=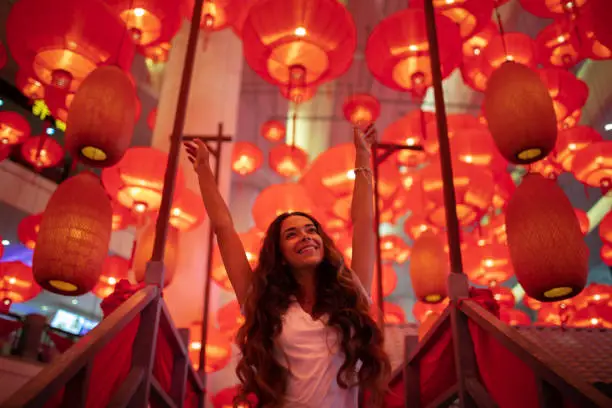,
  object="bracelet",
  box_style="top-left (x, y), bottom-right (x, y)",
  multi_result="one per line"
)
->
top-left (353, 167), bottom-right (374, 186)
